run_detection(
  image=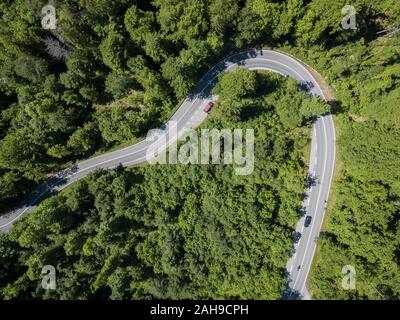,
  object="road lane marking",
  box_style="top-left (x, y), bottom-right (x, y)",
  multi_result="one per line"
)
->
top-left (292, 117), bottom-right (328, 293)
top-left (299, 116), bottom-right (333, 294)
